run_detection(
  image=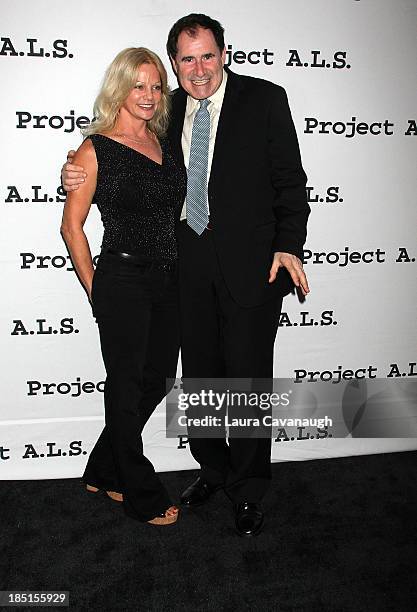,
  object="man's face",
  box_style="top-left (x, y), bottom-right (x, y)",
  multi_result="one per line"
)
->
top-left (171, 27), bottom-right (226, 100)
